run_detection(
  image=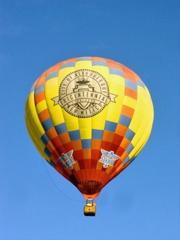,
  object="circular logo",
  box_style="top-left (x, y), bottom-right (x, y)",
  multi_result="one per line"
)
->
top-left (52, 69), bottom-right (116, 118)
